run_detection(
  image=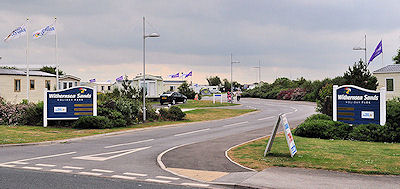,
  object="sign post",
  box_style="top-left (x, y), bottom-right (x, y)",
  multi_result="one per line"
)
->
top-left (213, 93), bottom-right (222, 104)
top-left (43, 86), bottom-right (97, 127)
top-left (264, 114), bottom-right (297, 157)
top-left (333, 85), bottom-right (386, 125)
